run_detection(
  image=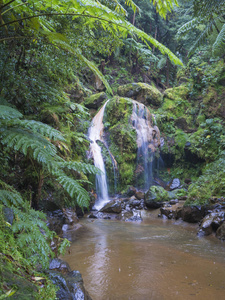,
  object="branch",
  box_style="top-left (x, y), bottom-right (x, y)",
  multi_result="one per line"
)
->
top-left (0, 0), bottom-right (18, 11)
top-left (0, 12), bottom-right (122, 28)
